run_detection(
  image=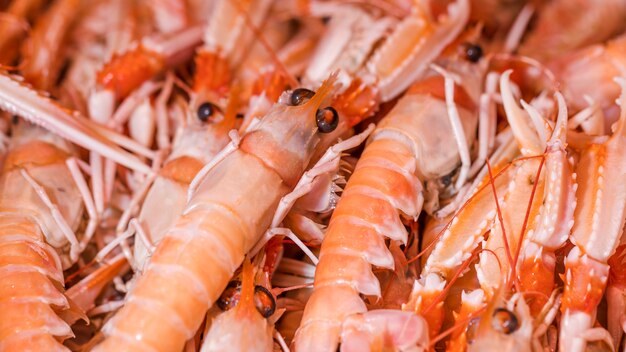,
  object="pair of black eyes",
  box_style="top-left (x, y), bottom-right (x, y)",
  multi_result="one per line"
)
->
top-left (196, 88), bottom-right (340, 133)
top-left (289, 88), bottom-right (339, 133)
top-left (216, 280), bottom-right (276, 318)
